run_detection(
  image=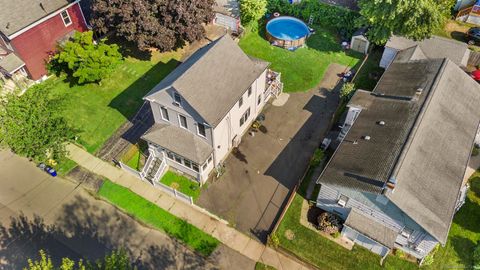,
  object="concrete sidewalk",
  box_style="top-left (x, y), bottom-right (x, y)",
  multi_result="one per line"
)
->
top-left (67, 144), bottom-right (312, 270)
